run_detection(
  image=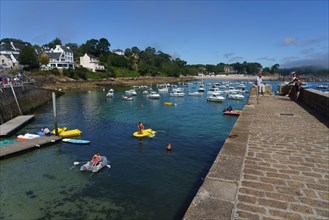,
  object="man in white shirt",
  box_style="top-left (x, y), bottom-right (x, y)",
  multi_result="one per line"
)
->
top-left (256, 73), bottom-right (265, 95)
